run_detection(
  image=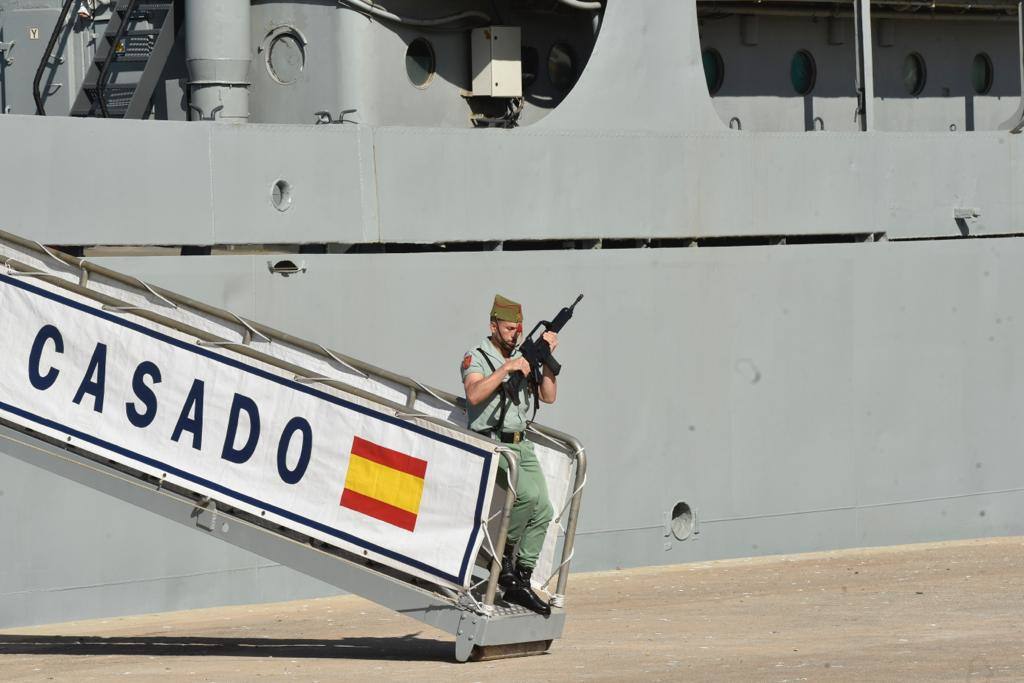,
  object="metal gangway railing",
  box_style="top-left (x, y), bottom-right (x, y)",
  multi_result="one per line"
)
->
top-left (0, 229), bottom-right (586, 662)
